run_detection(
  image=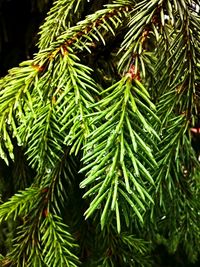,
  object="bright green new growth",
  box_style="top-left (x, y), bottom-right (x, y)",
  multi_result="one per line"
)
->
top-left (80, 76), bottom-right (158, 230)
top-left (0, 0), bottom-right (200, 266)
